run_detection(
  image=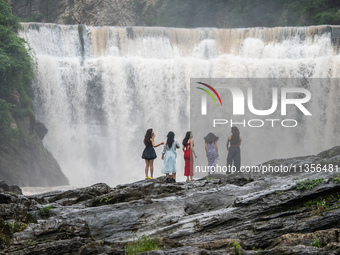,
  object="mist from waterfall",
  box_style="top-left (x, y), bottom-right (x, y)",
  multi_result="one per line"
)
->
top-left (19, 24), bottom-right (340, 186)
